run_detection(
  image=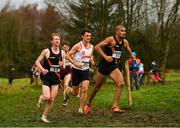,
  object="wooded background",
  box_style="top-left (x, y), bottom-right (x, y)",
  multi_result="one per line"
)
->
top-left (0, 0), bottom-right (179, 80)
